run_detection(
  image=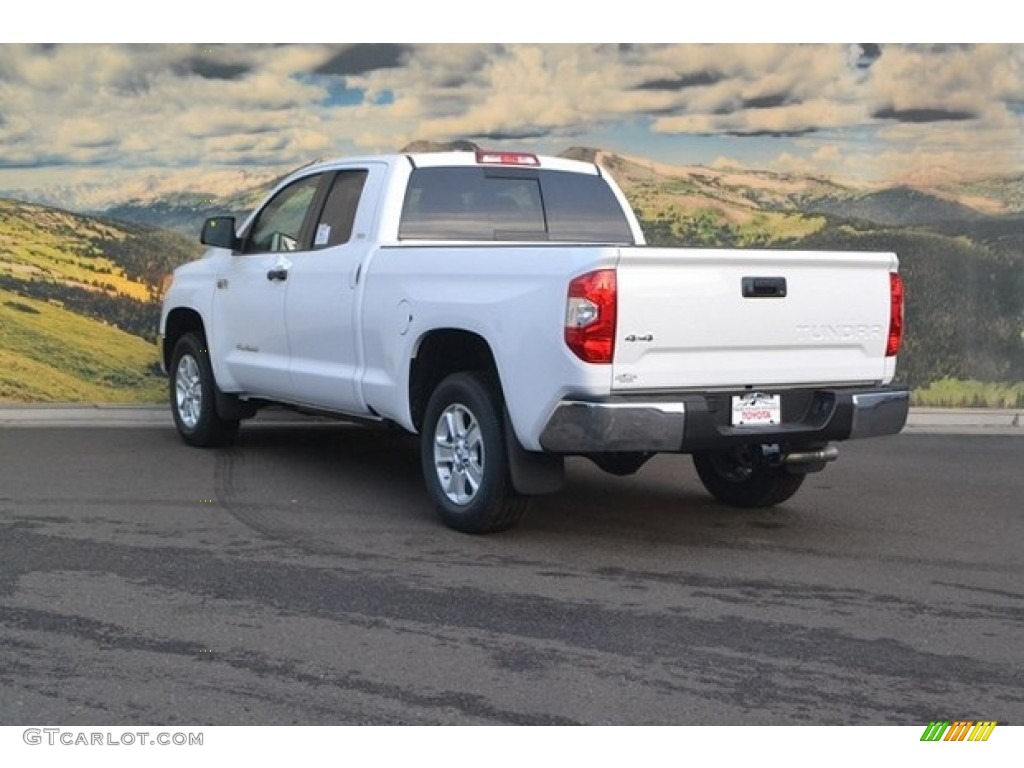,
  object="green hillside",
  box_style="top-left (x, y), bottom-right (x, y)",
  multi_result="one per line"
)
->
top-left (562, 147), bottom-right (834, 247)
top-left (0, 288), bottom-right (163, 402)
top-left (0, 199), bottom-right (197, 403)
top-left (804, 187), bottom-right (981, 227)
top-left (0, 198), bottom-right (199, 301)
